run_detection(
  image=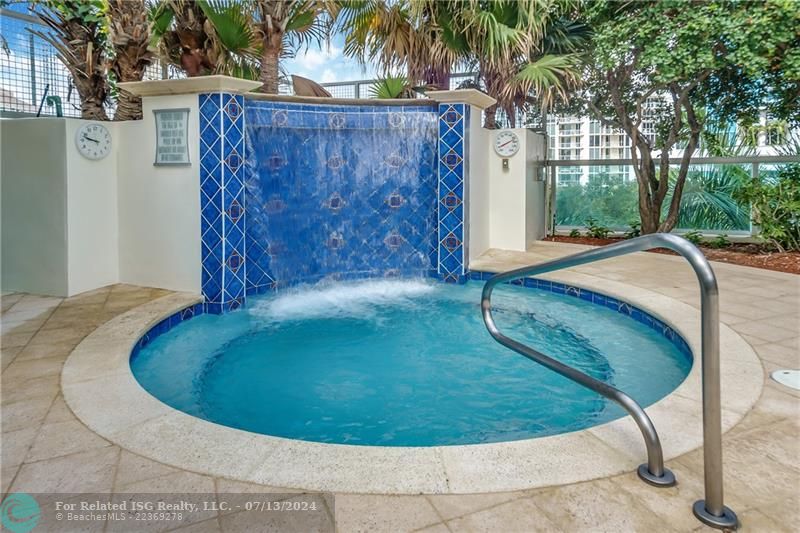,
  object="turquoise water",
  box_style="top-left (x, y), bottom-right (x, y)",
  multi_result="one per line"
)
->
top-left (131, 280), bottom-right (691, 446)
